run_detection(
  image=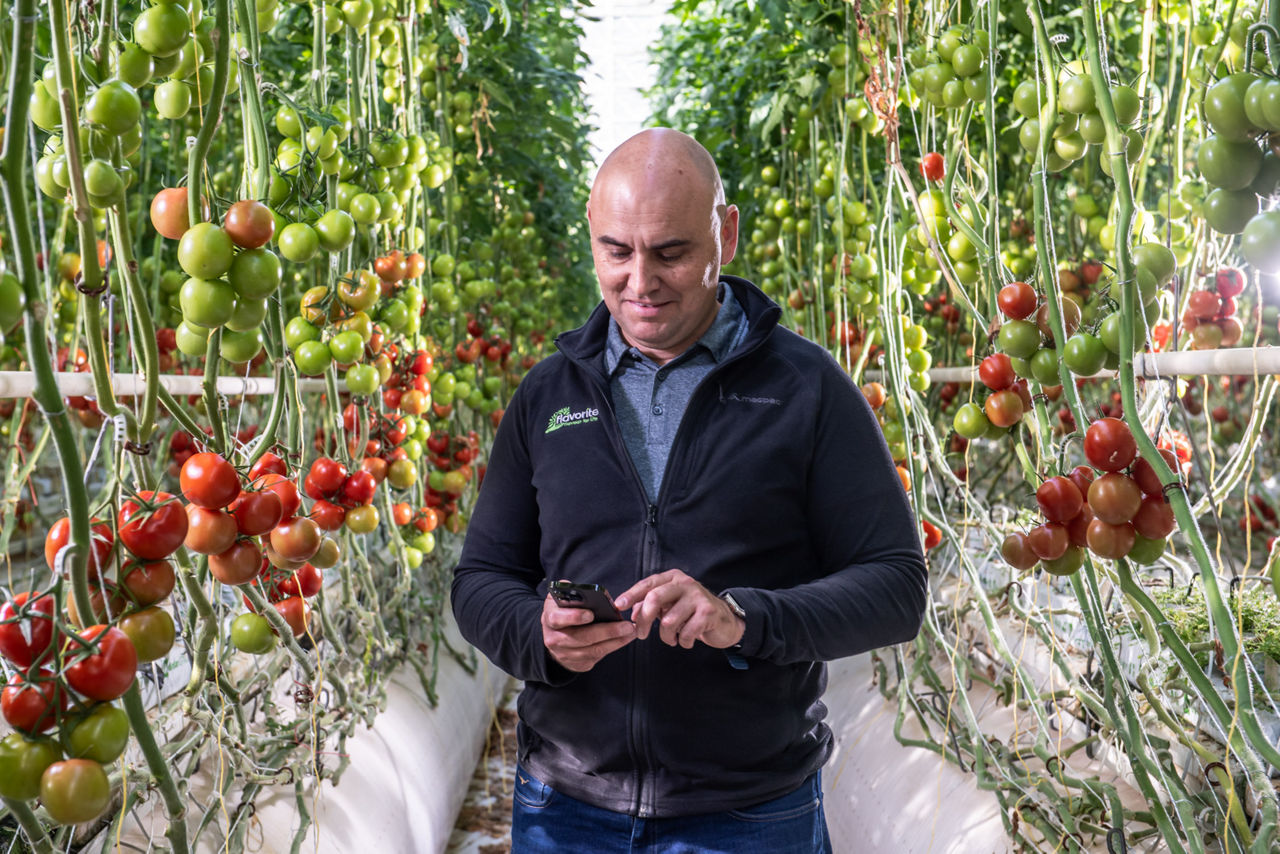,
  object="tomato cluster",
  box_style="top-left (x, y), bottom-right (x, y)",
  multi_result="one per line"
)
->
top-left (1182, 267), bottom-right (1246, 350)
top-left (1000, 418), bottom-right (1186, 576)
